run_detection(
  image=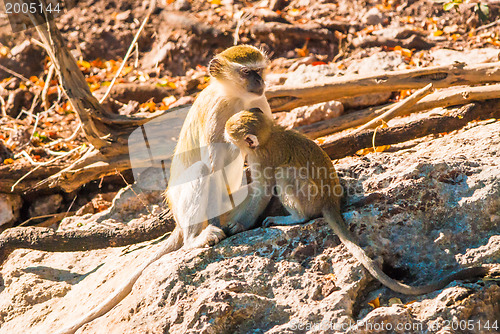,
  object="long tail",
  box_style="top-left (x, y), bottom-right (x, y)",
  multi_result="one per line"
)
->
top-left (57, 227), bottom-right (183, 334)
top-left (322, 208), bottom-right (489, 295)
